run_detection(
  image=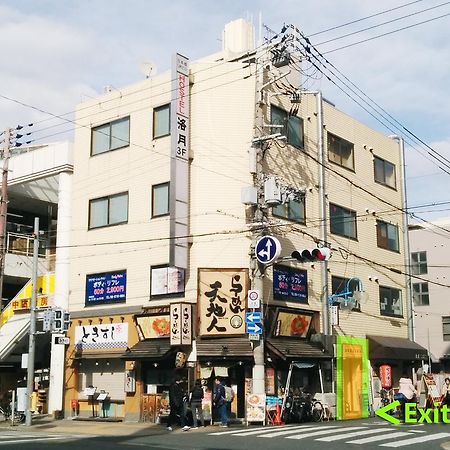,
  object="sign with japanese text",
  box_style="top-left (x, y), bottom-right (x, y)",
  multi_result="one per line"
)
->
top-left (169, 53), bottom-right (190, 269)
top-left (85, 270), bottom-right (126, 305)
top-left (246, 394), bottom-right (266, 423)
top-left (151, 266), bottom-right (185, 297)
top-left (198, 269), bottom-right (248, 336)
top-left (273, 265), bottom-right (308, 303)
top-left (136, 314), bottom-right (170, 339)
top-left (74, 323), bottom-right (128, 351)
top-left (272, 309), bottom-right (312, 338)
top-left (170, 303), bottom-right (192, 345)
top-left (10, 295), bottom-right (49, 311)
